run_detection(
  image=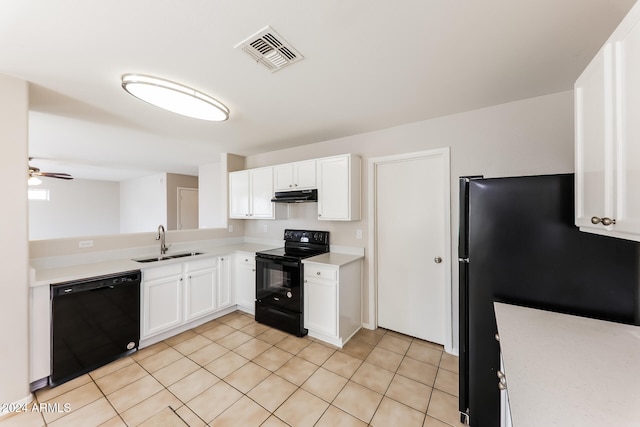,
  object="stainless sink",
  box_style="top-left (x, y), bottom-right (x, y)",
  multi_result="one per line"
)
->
top-left (133, 252), bottom-right (204, 263)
